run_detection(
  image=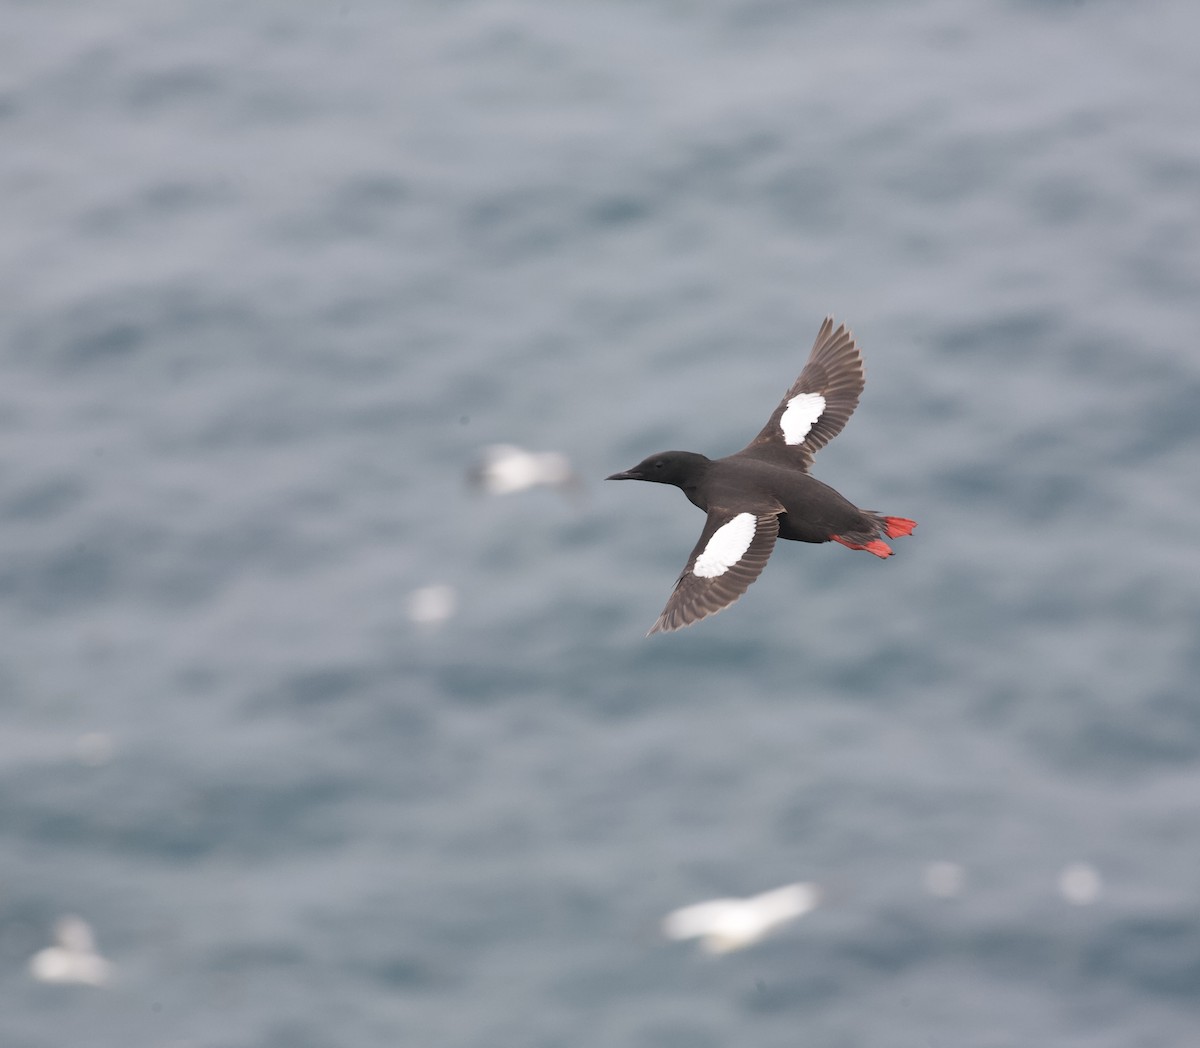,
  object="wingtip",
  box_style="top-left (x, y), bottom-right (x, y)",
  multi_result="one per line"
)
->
top-left (648, 608), bottom-right (692, 635)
